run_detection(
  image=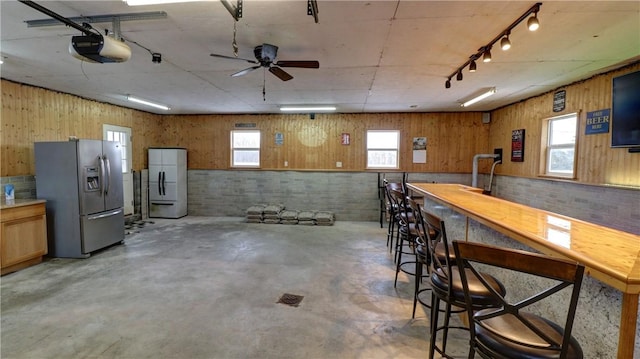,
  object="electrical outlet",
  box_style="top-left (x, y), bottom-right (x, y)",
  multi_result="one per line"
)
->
top-left (284, 161), bottom-right (288, 167)
top-left (336, 162), bottom-right (342, 168)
